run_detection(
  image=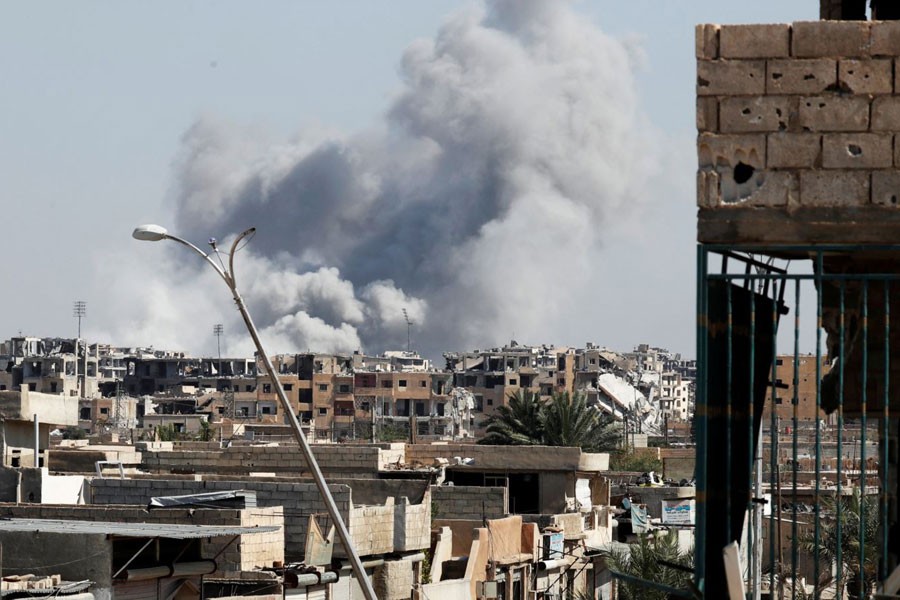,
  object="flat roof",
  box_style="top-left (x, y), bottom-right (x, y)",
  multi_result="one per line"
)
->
top-left (0, 518), bottom-right (279, 539)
